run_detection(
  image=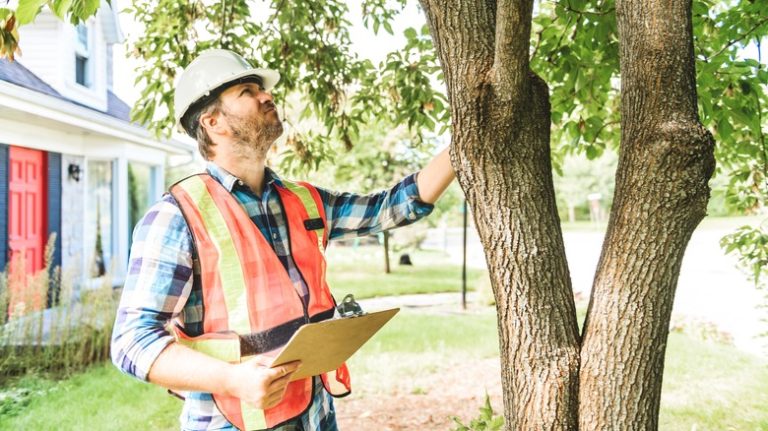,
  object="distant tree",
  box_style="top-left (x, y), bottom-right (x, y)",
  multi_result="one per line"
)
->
top-left (553, 151), bottom-right (617, 222)
top-left (306, 119), bottom-right (436, 273)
